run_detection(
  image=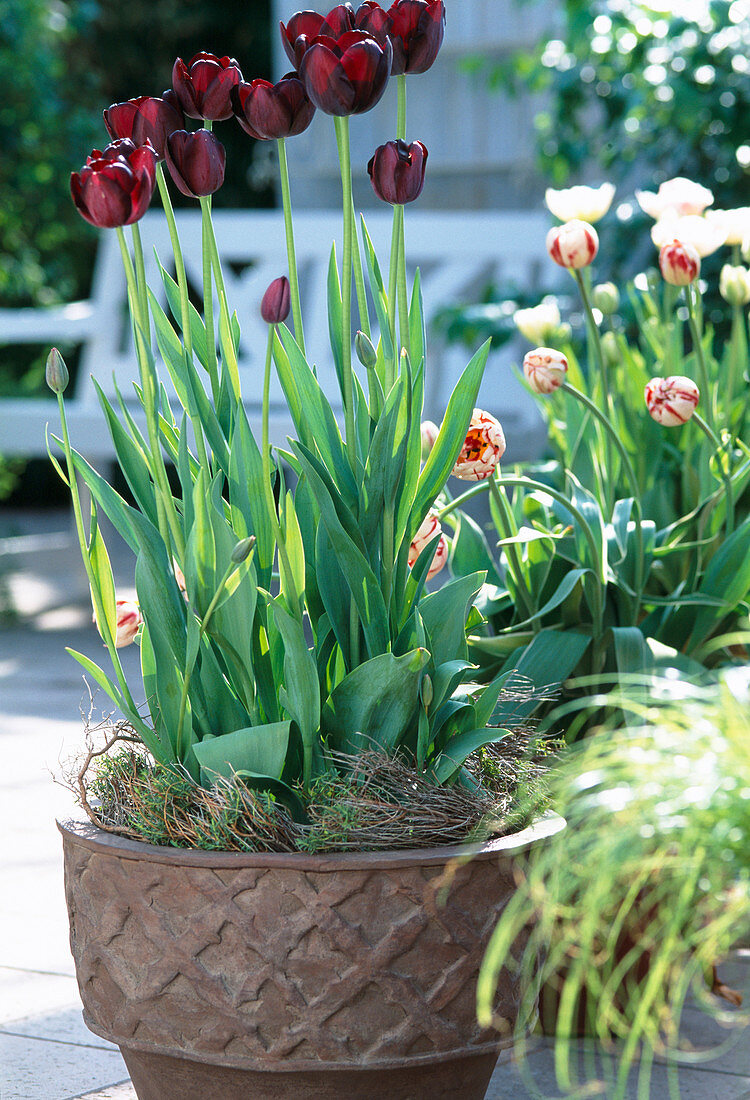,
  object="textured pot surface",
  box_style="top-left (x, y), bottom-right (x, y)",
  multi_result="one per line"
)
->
top-left (59, 816), bottom-right (562, 1099)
